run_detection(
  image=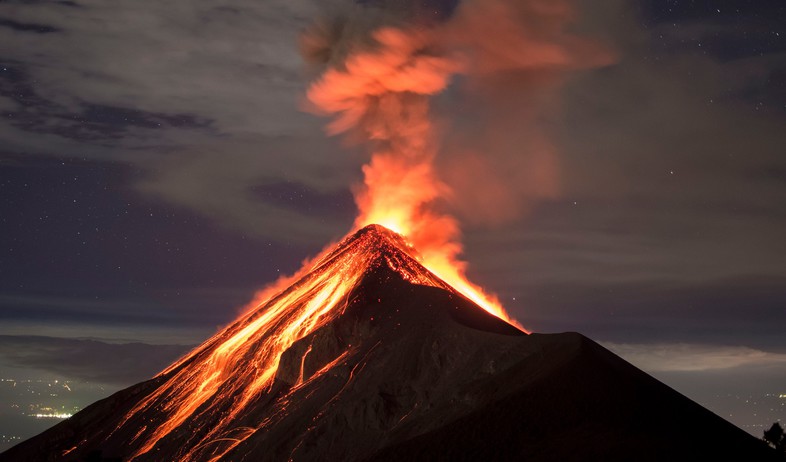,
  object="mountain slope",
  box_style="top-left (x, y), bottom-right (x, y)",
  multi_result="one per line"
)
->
top-left (1, 225), bottom-right (777, 461)
top-left (369, 333), bottom-right (776, 461)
